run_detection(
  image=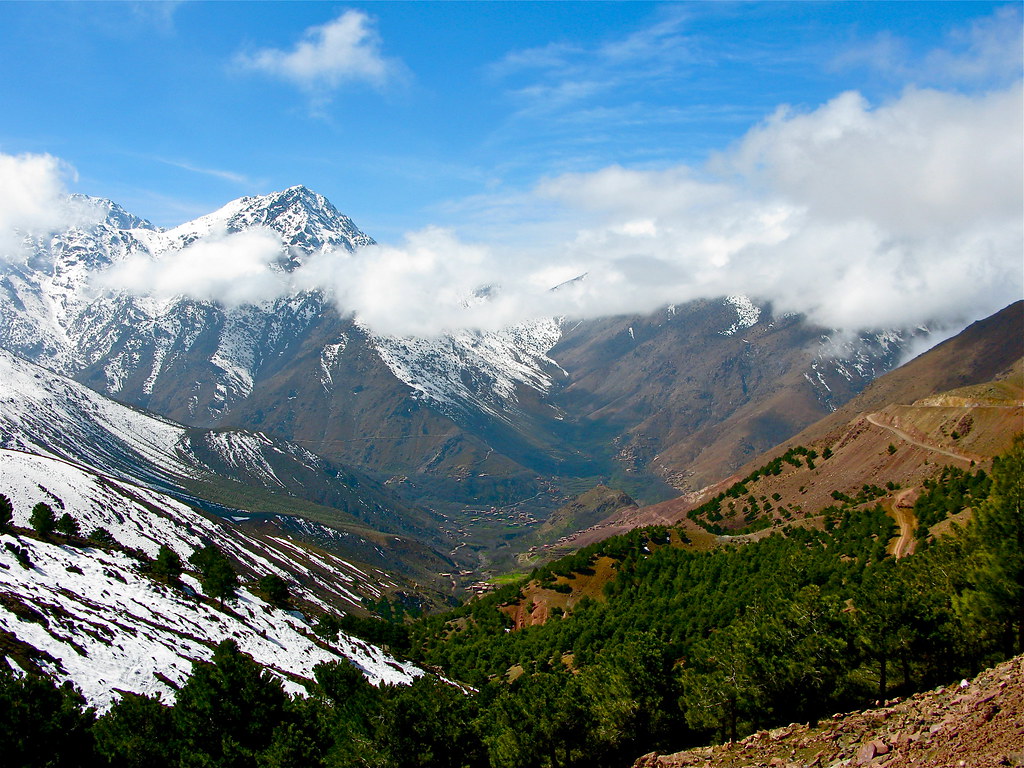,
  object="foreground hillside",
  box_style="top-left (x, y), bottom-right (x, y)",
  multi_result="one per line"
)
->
top-left (0, 449), bottom-right (419, 708)
top-left (635, 653), bottom-right (1024, 768)
top-left (1, 421), bottom-right (1020, 766)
